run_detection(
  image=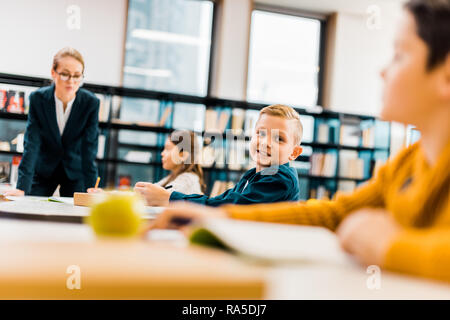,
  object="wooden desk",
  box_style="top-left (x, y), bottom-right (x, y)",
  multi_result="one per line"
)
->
top-left (0, 220), bottom-right (264, 299)
top-left (0, 241), bottom-right (265, 299)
